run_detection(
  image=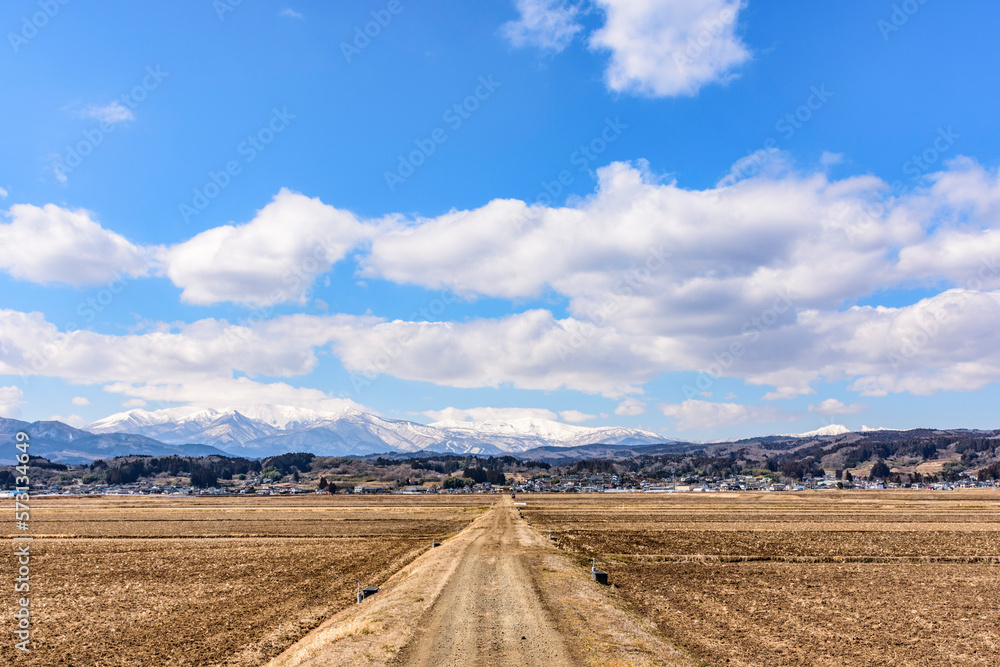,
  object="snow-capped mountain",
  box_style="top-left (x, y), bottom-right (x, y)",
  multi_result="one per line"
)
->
top-left (788, 424), bottom-right (852, 438)
top-left (432, 417), bottom-right (669, 450)
top-left (84, 406), bottom-right (672, 457)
